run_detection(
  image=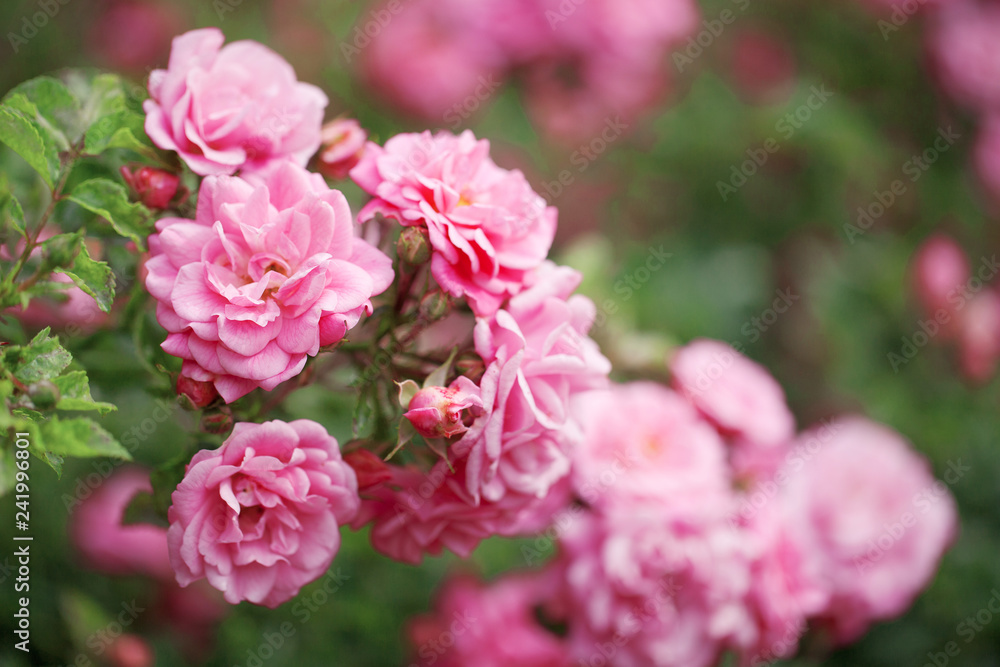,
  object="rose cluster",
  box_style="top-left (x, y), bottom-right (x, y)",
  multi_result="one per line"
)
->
top-left (406, 340), bottom-right (958, 667)
top-left (355, 0), bottom-right (698, 142)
